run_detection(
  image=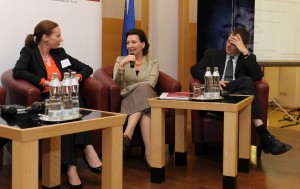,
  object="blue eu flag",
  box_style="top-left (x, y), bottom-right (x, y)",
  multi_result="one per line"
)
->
top-left (121, 0), bottom-right (135, 56)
